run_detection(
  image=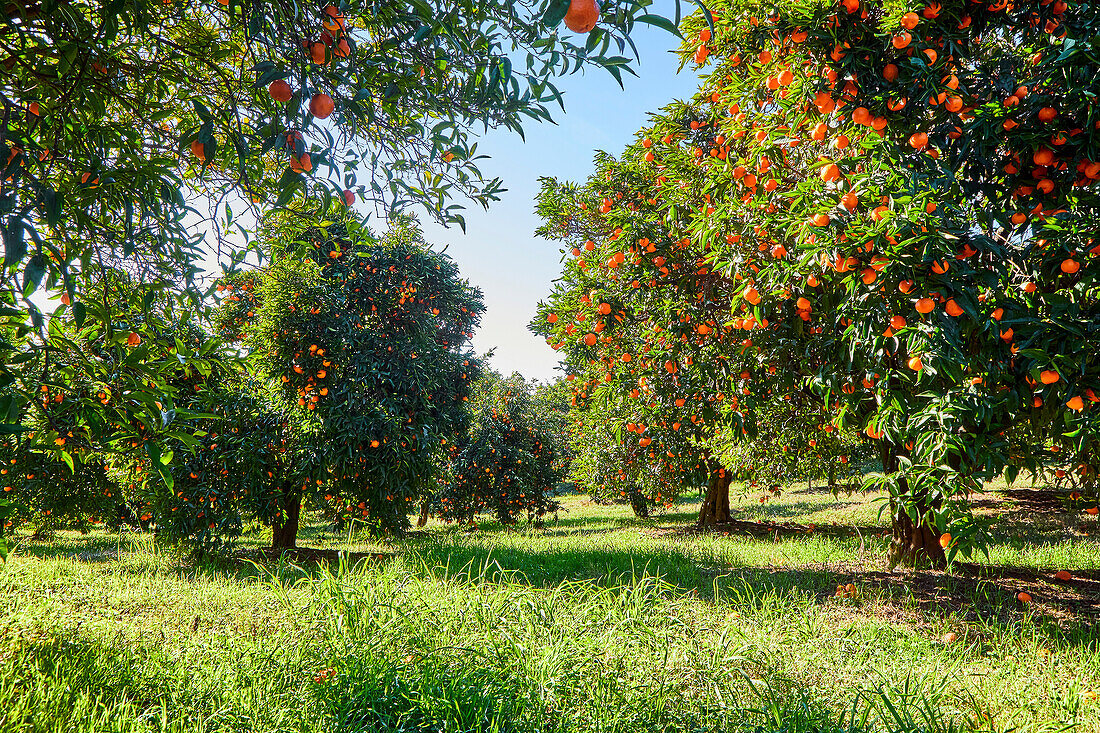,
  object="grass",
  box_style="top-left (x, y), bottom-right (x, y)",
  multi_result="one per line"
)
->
top-left (1, 482), bottom-right (1098, 732)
